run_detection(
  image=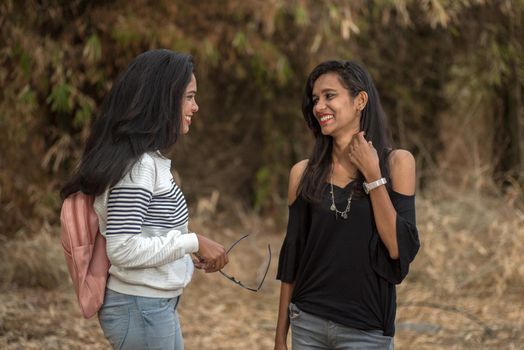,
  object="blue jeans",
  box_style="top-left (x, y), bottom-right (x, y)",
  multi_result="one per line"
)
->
top-left (289, 303), bottom-right (394, 349)
top-left (98, 289), bottom-right (184, 350)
